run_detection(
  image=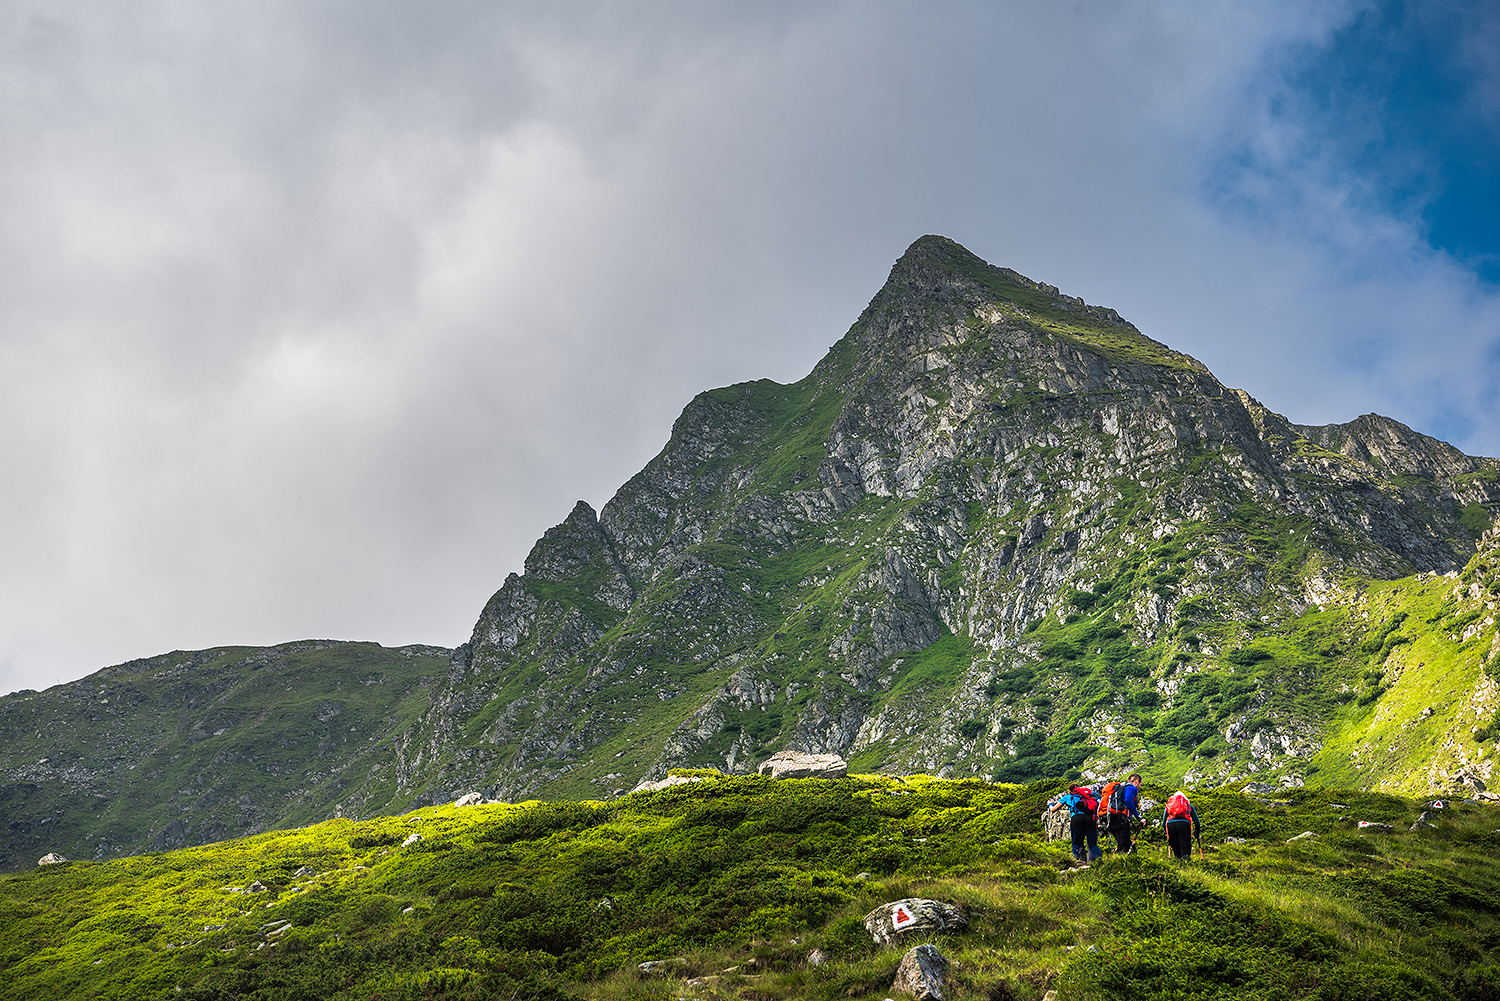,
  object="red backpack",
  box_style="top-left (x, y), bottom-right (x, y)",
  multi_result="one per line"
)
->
top-left (1165, 791), bottom-right (1192, 819)
top-left (1066, 787), bottom-right (1097, 818)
